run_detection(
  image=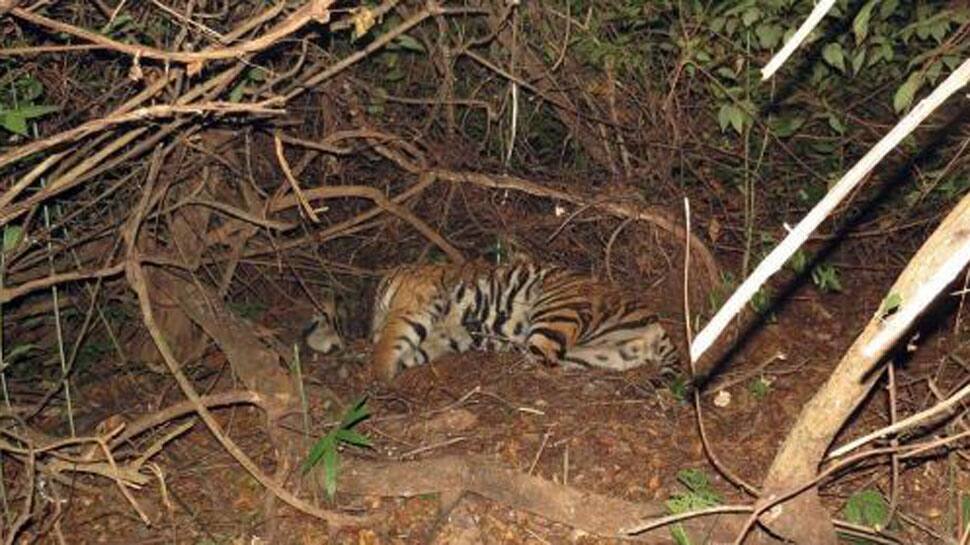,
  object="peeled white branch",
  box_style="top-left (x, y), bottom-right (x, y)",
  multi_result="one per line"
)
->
top-left (690, 57), bottom-right (970, 364)
top-left (761, 0), bottom-right (836, 80)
